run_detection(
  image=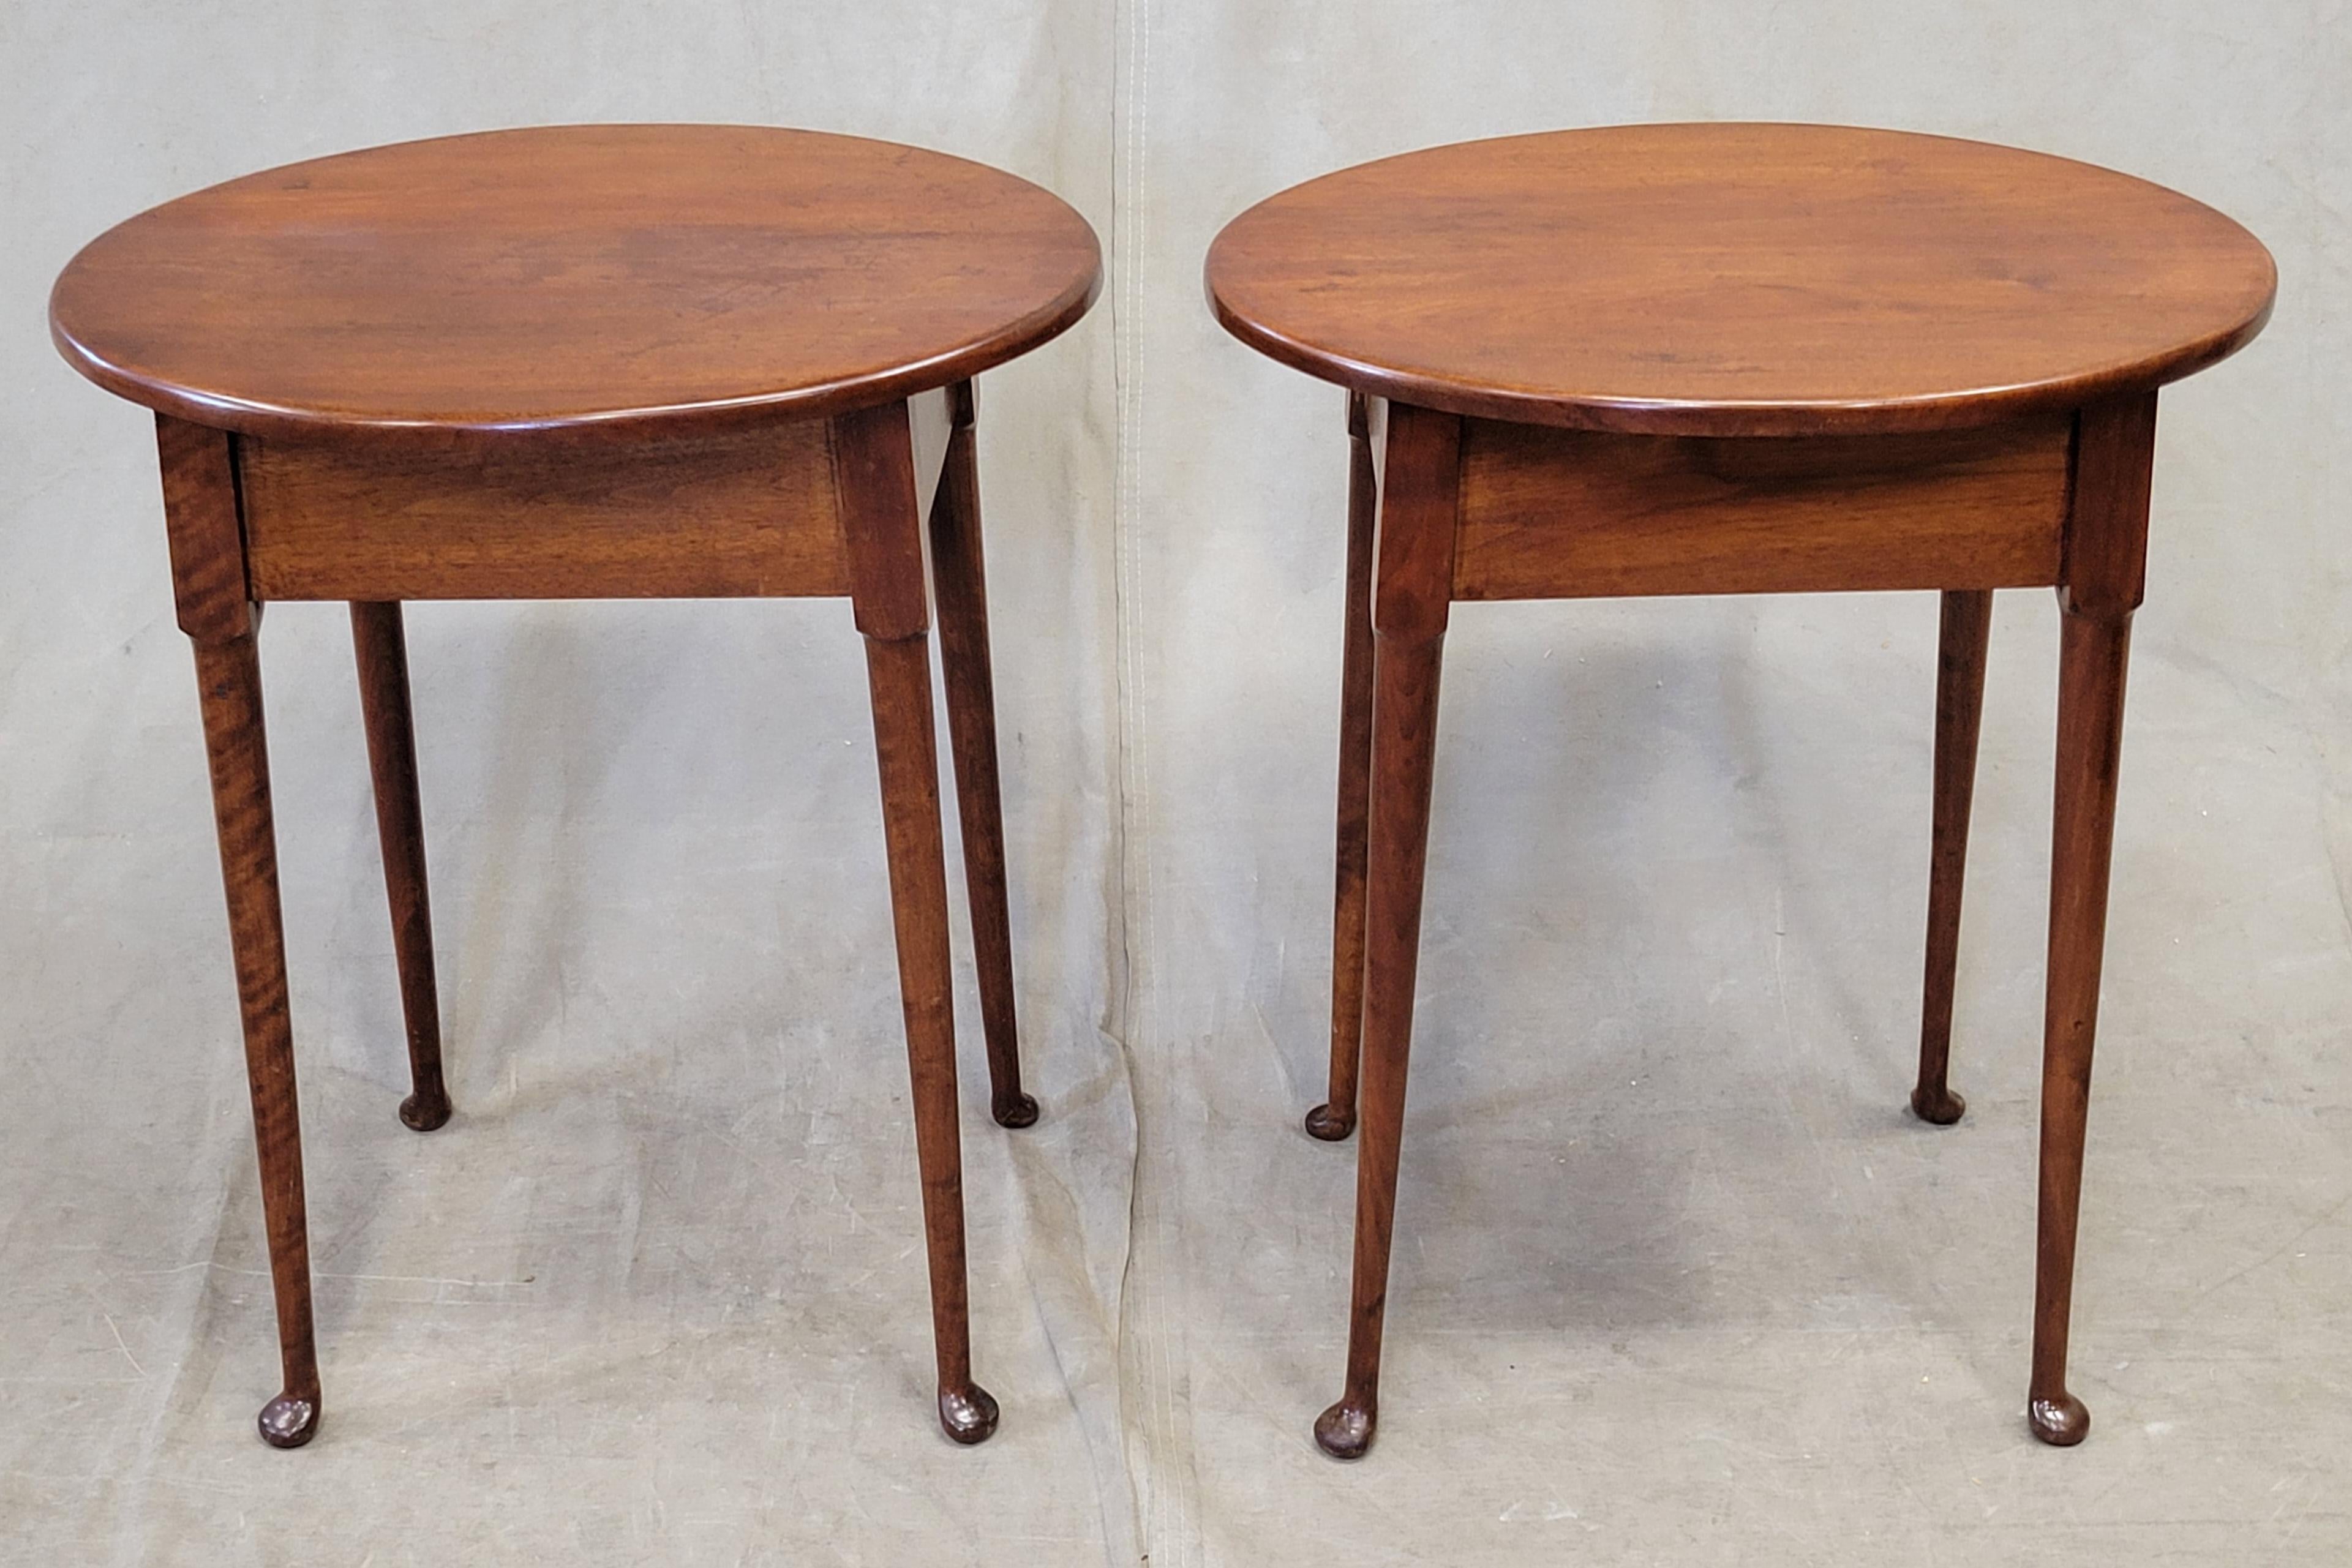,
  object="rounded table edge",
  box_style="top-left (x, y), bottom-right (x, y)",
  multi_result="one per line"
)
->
top-left (1206, 264), bottom-right (2275, 438)
top-left (1200, 124), bottom-right (2282, 438)
top-left (51, 250), bottom-right (1104, 448)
